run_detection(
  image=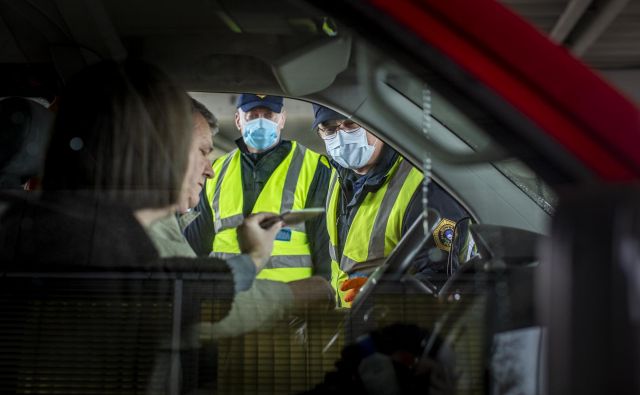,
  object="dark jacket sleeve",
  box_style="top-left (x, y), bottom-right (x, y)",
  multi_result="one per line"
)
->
top-left (184, 186), bottom-right (215, 257)
top-left (304, 158), bottom-right (332, 280)
top-left (402, 181), bottom-right (469, 284)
